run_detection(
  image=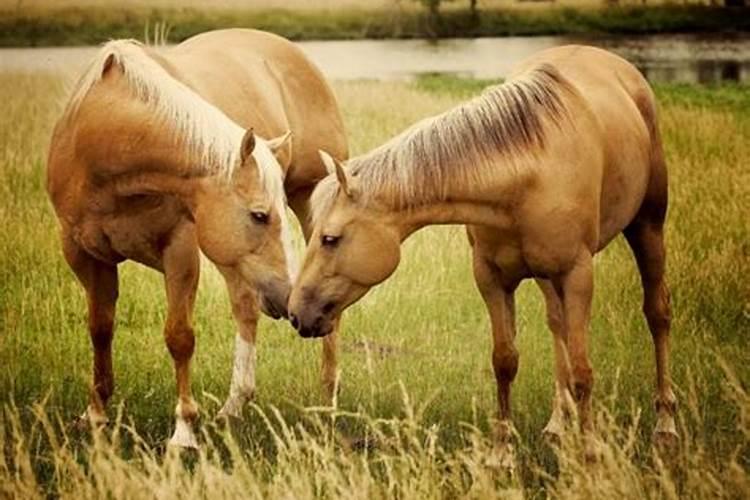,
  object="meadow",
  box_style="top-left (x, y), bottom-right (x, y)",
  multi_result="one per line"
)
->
top-left (0, 68), bottom-right (748, 498)
top-left (1, 0), bottom-right (749, 46)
